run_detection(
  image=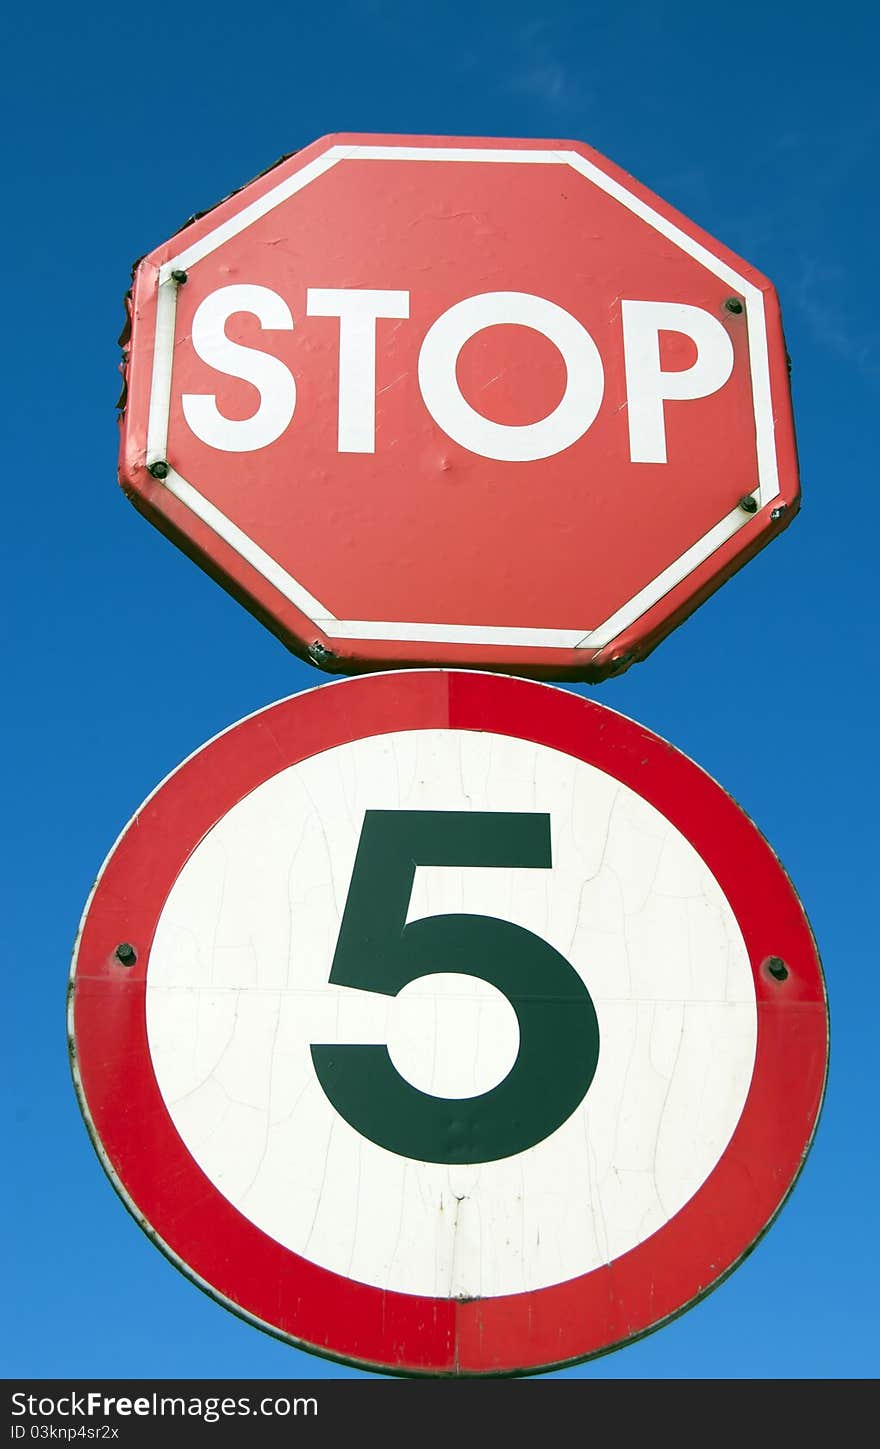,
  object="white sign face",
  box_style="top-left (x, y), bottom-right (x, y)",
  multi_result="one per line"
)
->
top-left (146, 727), bottom-right (757, 1300)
